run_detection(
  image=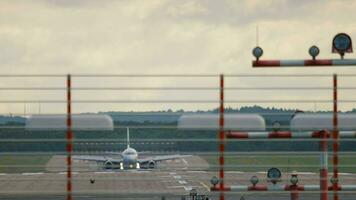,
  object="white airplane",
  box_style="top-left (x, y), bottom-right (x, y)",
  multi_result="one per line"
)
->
top-left (73, 128), bottom-right (191, 170)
